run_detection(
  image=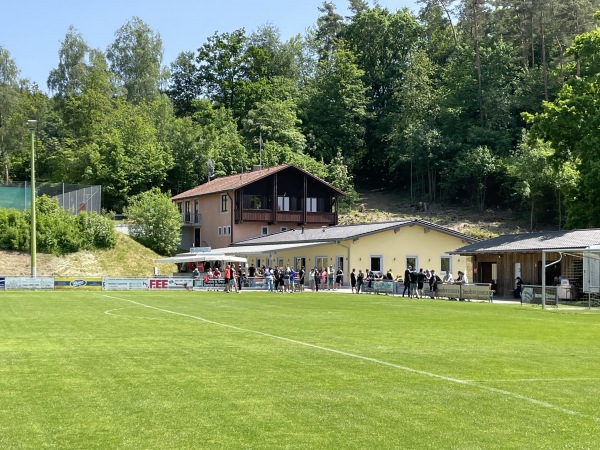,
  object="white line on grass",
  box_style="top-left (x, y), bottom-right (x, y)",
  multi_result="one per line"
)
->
top-left (104, 307), bottom-right (169, 321)
top-left (472, 378), bottom-right (600, 383)
top-left (100, 293), bottom-right (600, 423)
